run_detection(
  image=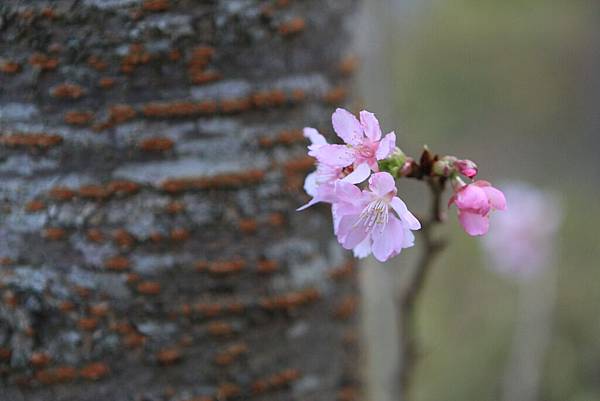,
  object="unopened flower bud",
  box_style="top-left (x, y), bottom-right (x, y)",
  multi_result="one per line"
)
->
top-left (432, 156), bottom-right (457, 177)
top-left (455, 159), bottom-right (478, 178)
top-left (399, 157), bottom-right (414, 177)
